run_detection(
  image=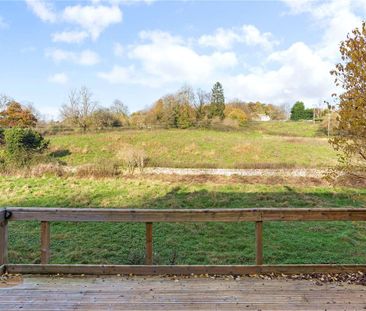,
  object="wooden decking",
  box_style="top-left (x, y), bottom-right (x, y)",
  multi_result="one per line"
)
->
top-left (1, 275), bottom-right (366, 310)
